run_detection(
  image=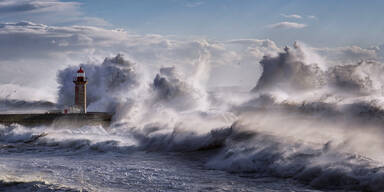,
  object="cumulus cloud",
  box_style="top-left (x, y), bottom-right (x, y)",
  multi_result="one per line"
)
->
top-left (4, 20), bottom-right (384, 104)
top-left (268, 21), bottom-right (307, 29)
top-left (0, 21), bottom-right (282, 101)
top-left (316, 46), bottom-right (378, 65)
top-left (0, 21), bottom-right (126, 95)
top-left (0, 21), bottom-right (125, 60)
top-left (281, 14), bottom-right (302, 19)
top-left (268, 43), bottom-right (378, 70)
top-left (225, 39), bottom-right (280, 57)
